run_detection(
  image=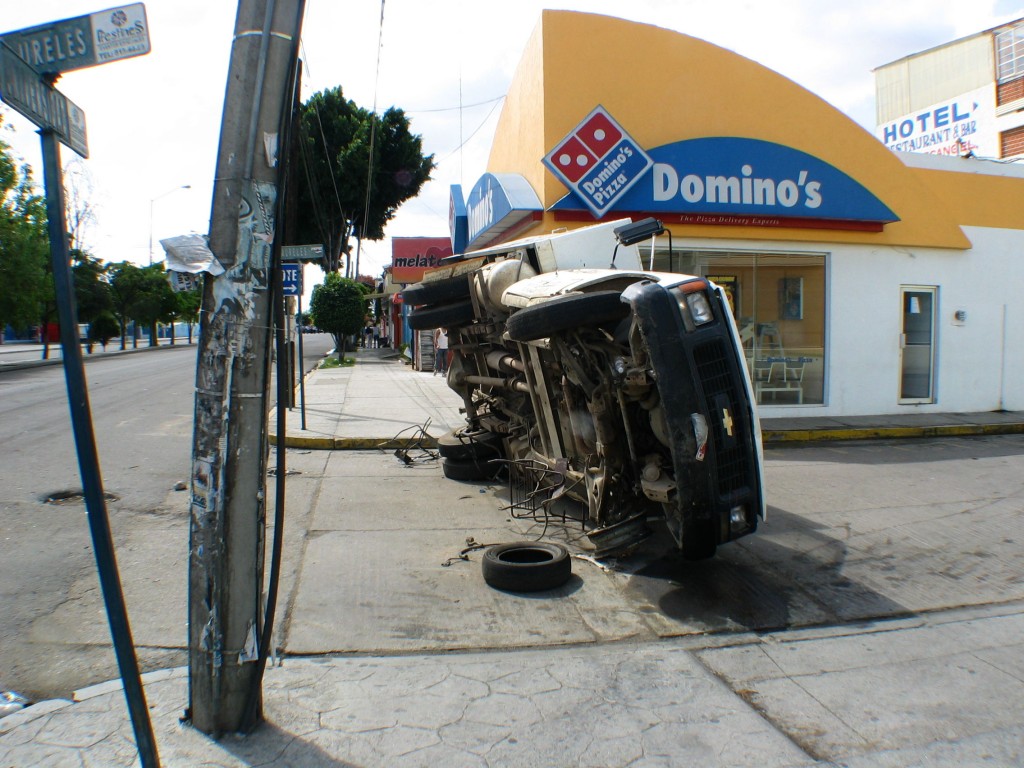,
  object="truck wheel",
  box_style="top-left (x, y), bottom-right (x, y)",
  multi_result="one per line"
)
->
top-left (682, 521), bottom-right (718, 561)
top-left (506, 291), bottom-right (629, 342)
top-left (441, 456), bottom-right (500, 481)
top-left (408, 299), bottom-right (475, 330)
top-left (482, 542), bottom-right (572, 592)
top-left (401, 275), bottom-right (471, 305)
top-left (437, 427), bottom-right (504, 461)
